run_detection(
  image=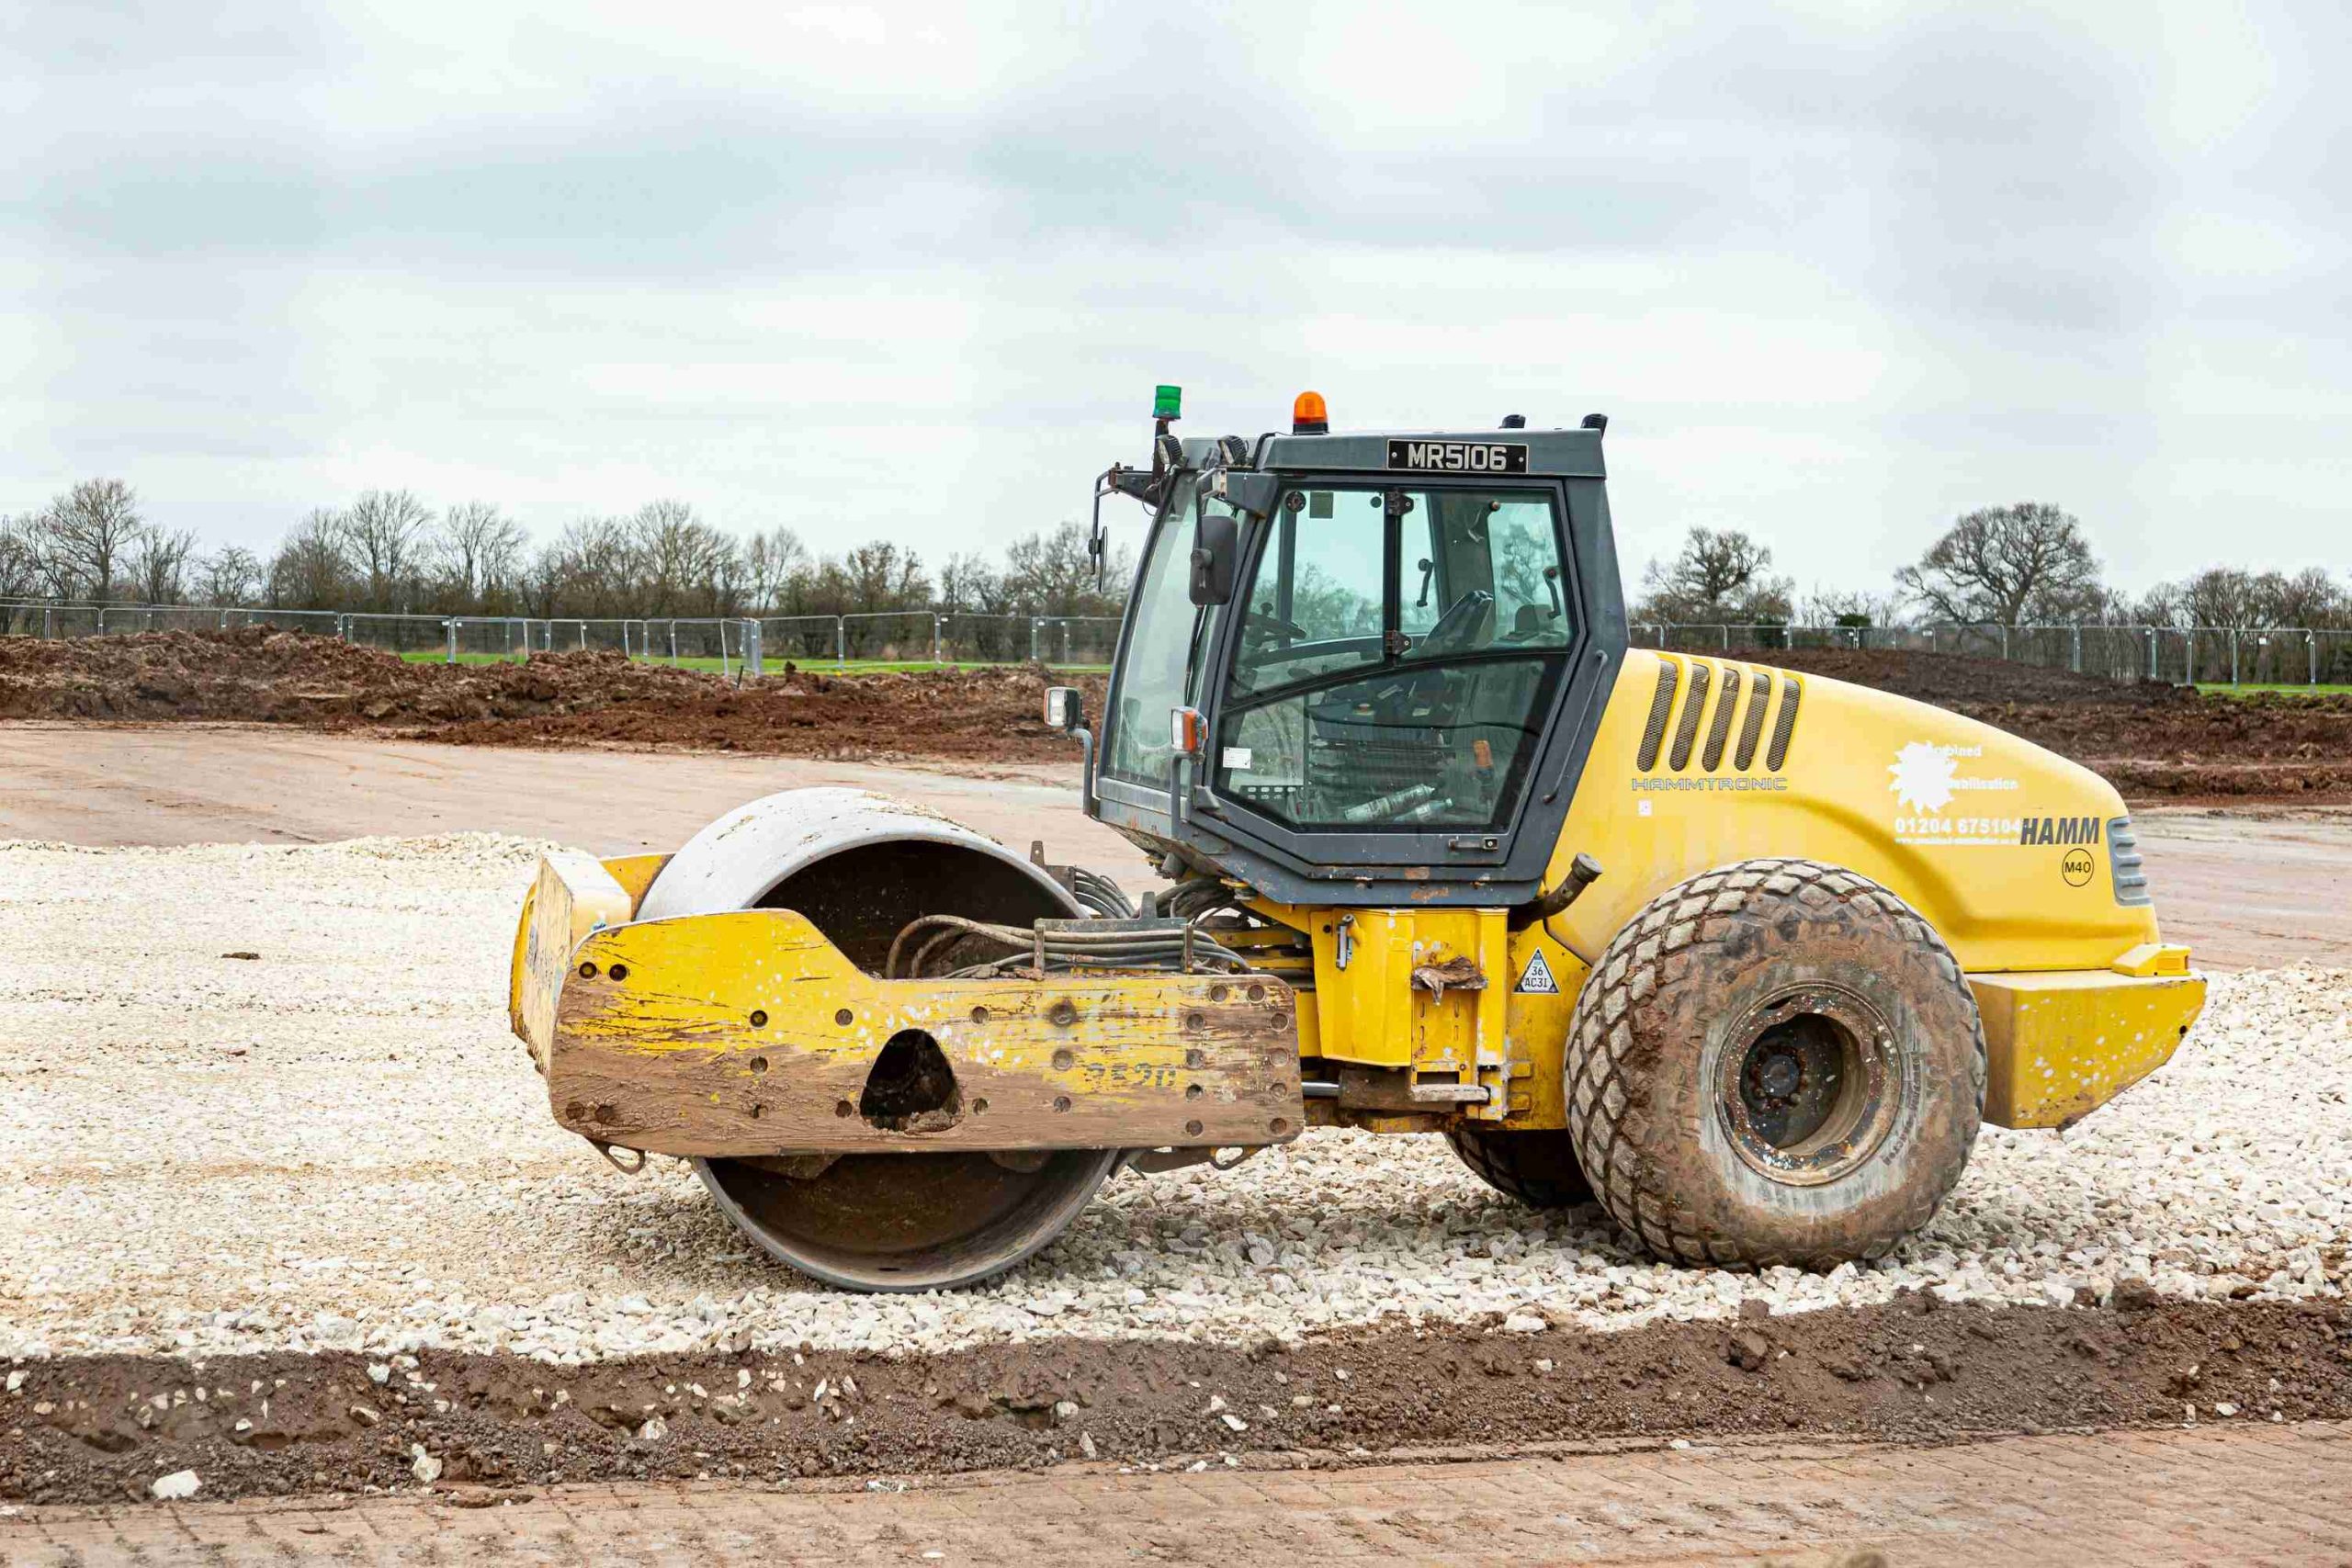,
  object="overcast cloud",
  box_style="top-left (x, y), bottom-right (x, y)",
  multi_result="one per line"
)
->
top-left (6, 1), bottom-right (2347, 597)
